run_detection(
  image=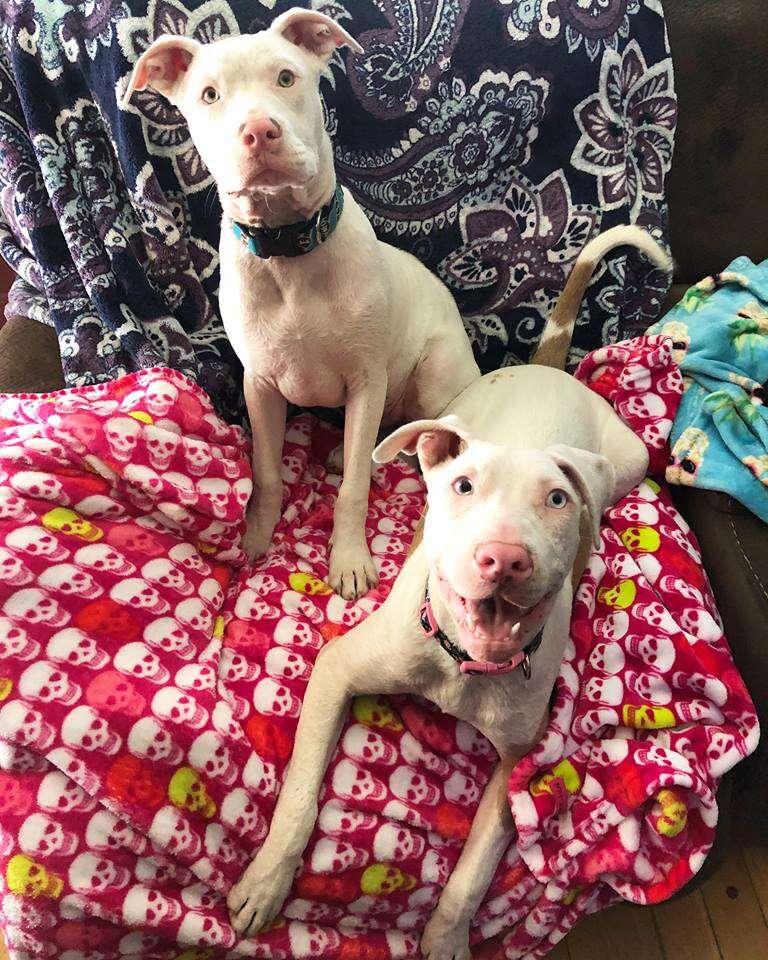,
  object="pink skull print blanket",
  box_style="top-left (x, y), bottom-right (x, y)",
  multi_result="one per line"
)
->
top-left (0, 338), bottom-right (758, 960)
